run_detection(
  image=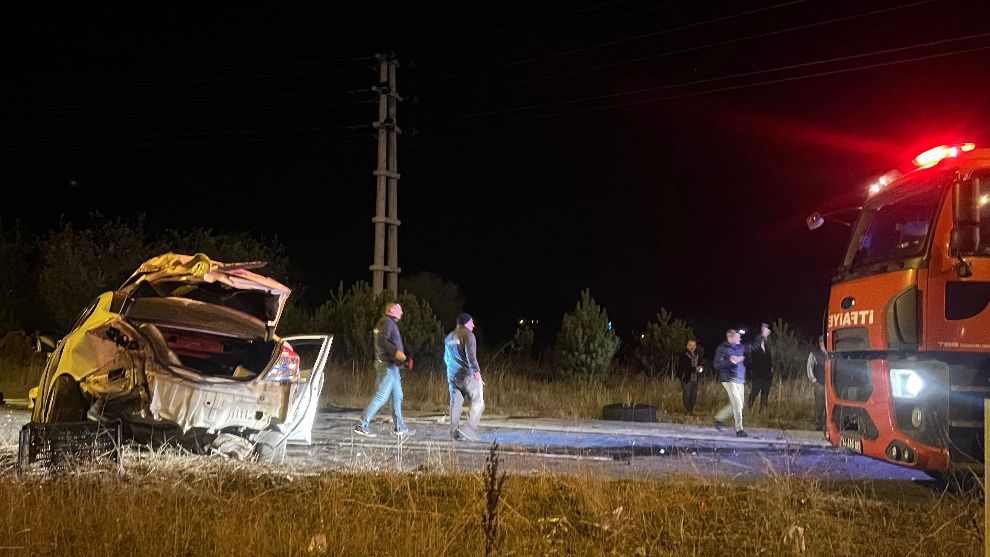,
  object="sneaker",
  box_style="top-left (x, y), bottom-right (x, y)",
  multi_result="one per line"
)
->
top-left (736, 430), bottom-right (748, 438)
top-left (392, 428), bottom-right (416, 437)
top-left (454, 427), bottom-right (481, 442)
top-left (713, 420), bottom-right (725, 432)
top-left (353, 424), bottom-right (377, 438)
